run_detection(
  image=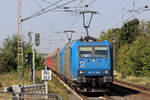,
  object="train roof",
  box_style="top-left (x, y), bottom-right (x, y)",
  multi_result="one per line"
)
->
top-left (63, 40), bottom-right (111, 49)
